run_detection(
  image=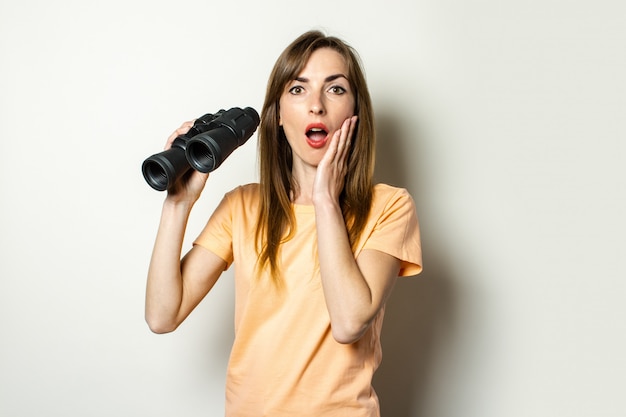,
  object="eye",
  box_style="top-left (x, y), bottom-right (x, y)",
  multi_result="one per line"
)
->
top-left (288, 85), bottom-right (304, 95)
top-left (329, 85), bottom-right (347, 95)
